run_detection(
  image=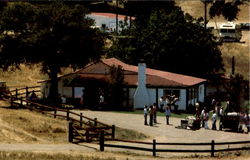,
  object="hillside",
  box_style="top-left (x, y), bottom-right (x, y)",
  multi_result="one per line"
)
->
top-left (0, 101), bottom-right (68, 144)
